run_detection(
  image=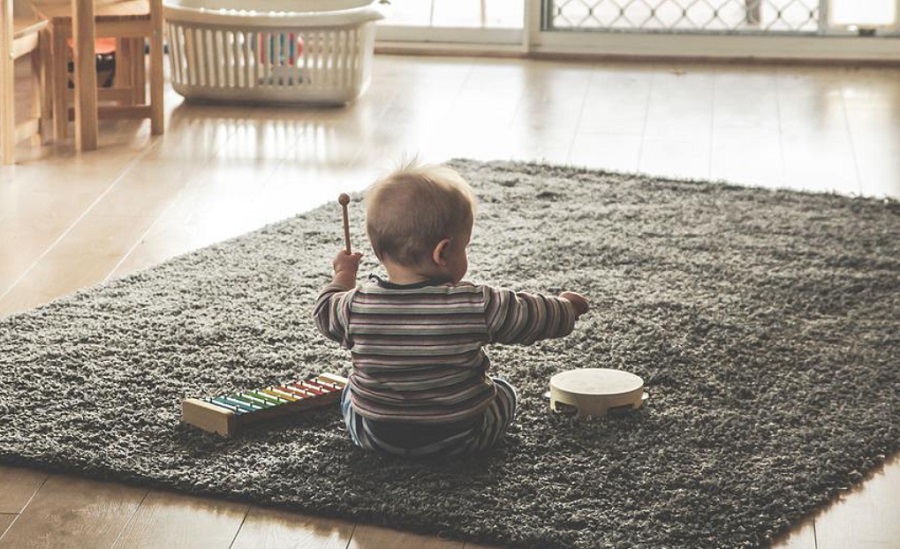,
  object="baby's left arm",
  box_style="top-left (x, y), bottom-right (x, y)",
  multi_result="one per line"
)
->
top-left (483, 286), bottom-right (580, 346)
